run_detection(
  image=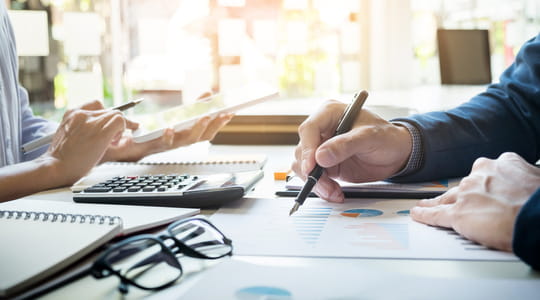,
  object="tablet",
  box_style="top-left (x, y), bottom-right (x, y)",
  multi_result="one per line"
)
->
top-left (131, 84), bottom-right (279, 143)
